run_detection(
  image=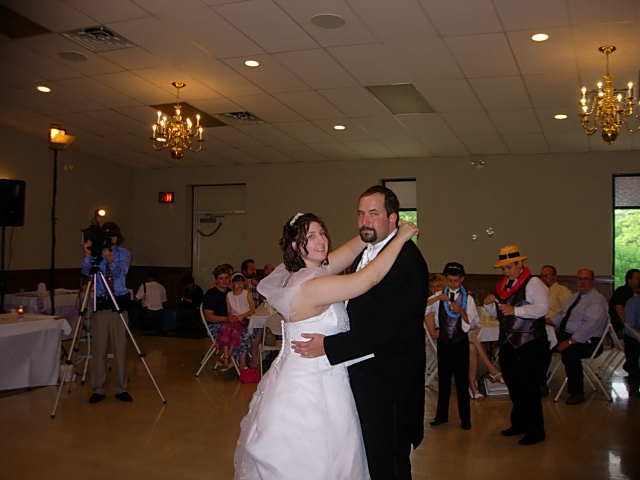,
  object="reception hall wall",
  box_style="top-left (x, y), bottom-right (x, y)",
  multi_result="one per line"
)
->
top-left (1, 124), bottom-right (638, 282)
